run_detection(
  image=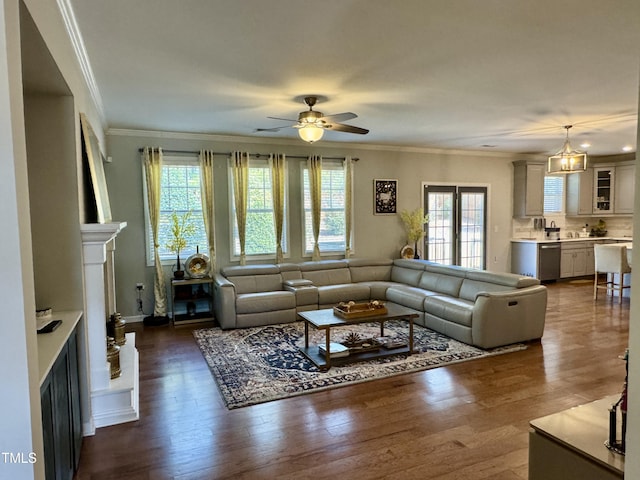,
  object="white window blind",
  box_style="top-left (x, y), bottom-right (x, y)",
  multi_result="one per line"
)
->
top-left (544, 175), bottom-right (564, 213)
